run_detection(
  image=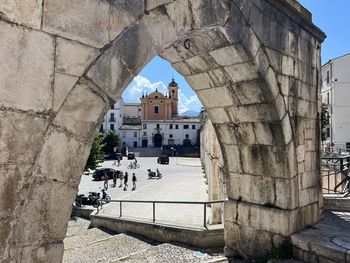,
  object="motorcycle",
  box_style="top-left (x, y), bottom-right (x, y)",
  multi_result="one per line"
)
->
top-left (75, 190), bottom-right (111, 208)
top-left (147, 168), bottom-right (162, 179)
